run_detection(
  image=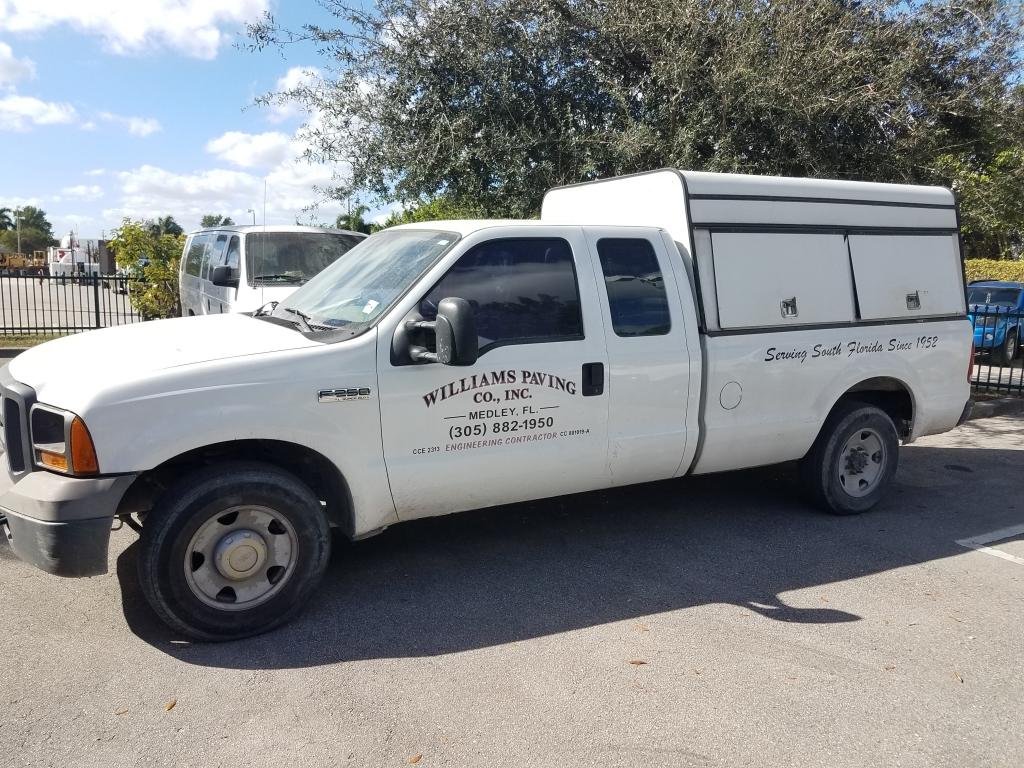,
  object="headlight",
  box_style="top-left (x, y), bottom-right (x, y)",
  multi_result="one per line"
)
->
top-left (29, 405), bottom-right (99, 476)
